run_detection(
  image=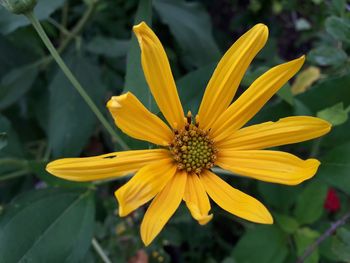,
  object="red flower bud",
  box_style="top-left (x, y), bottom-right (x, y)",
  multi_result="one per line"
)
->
top-left (324, 188), bottom-right (340, 213)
